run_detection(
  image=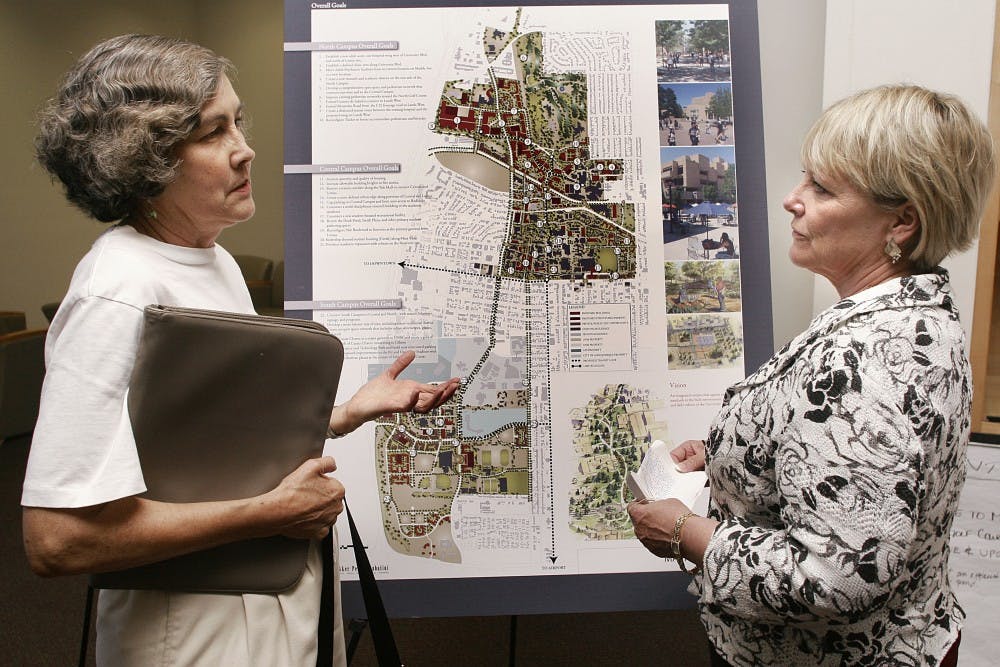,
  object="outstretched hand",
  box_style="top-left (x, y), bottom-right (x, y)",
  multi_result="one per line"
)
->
top-left (331, 350), bottom-right (461, 434)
